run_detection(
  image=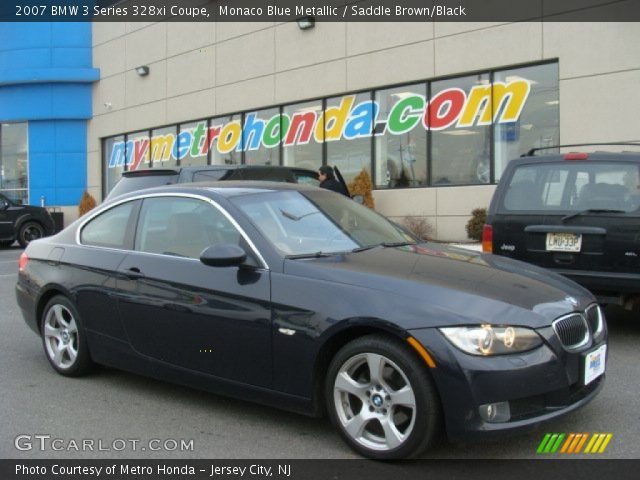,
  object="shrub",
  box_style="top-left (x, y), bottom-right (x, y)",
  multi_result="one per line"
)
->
top-left (402, 216), bottom-right (433, 241)
top-left (347, 169), bottom-right (375, 209)
top-left (78, 191), bottom-right (97, 217)
top-left (466, 208), bottom-right (487, 241)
